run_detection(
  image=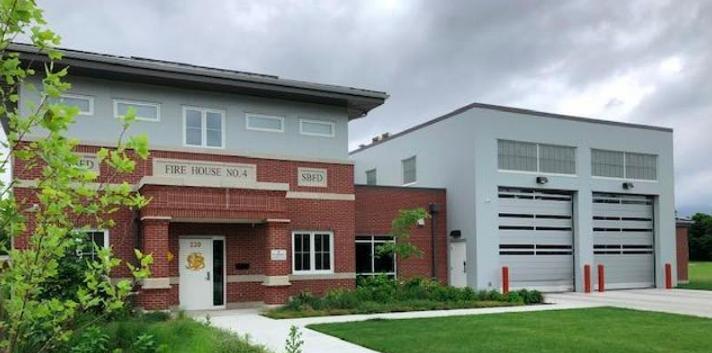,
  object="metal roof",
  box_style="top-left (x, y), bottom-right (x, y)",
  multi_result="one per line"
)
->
top-left (350, 101), bottom-right (673, 154)
top-left (9, 42), bottom-right (388, 119)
